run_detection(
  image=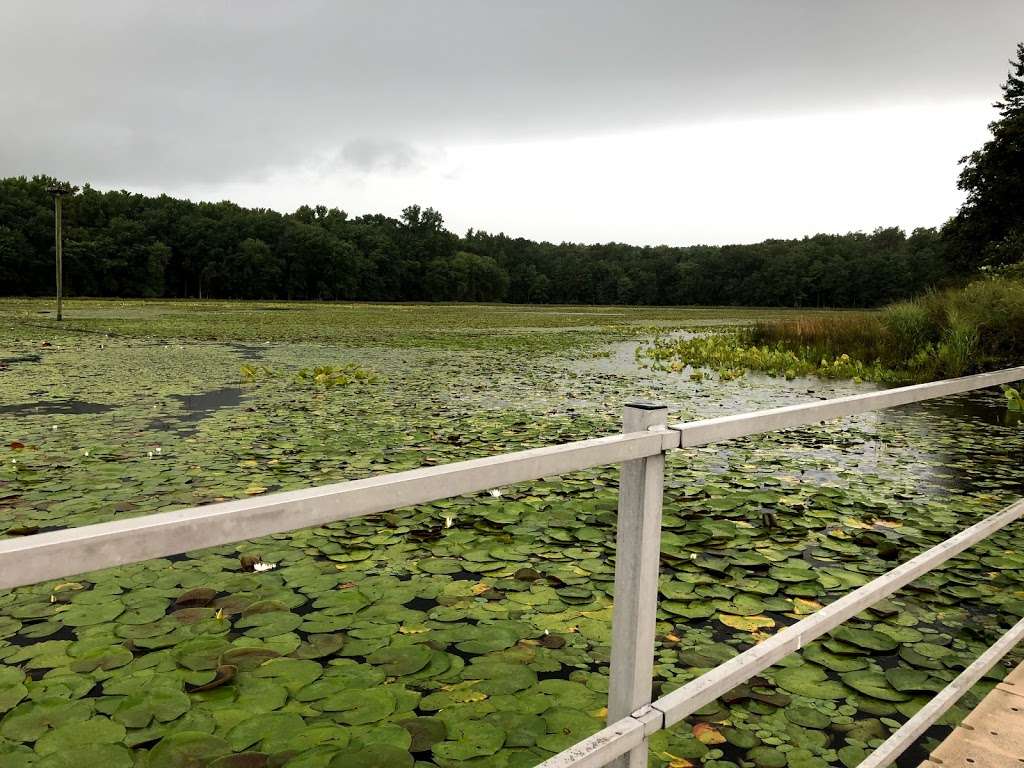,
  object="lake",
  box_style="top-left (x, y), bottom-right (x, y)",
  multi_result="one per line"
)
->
top-left (1, 299), bottom-right (1022, 768)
